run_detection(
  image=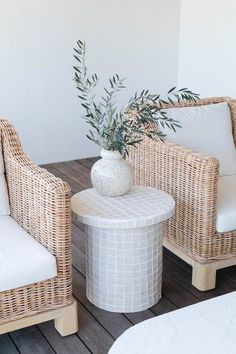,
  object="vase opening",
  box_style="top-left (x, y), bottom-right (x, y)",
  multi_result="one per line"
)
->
top-left (100, 149), bottom-right (123, 161)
